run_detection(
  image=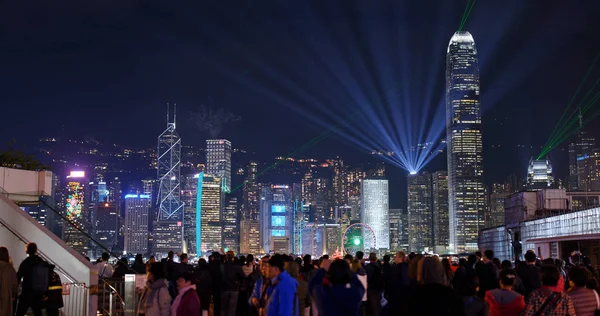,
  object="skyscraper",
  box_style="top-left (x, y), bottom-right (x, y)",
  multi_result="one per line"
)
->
top-left (206, 139), bottom-right (232, 192)
top-left (199, 174), bottom-right (223, 254)
top-left (259, 185), bottom-right (293, 253)
top-left (407, 172), bottom-right (433, 253)
top-left (155, 106), bottom-right (184, 256)
top-left (223, 197), bottom-right (239, 253)
top-left (94, 202), bottom-right (121, 255)
top-left (241, 161), bottom-right (260, 254)
top-left (331, 158), bottom-right (348, 206)
top-left (487, 183), bottom-right (508, 228)
top-left (527, 157), bottom-right (554, 190)
top-left (446, 31), bottom-right (485, 253)
top-left (124, 194), bottom-right (151, 254)
top-left (433, 171), bottom-right (449, 253)
top-left (388, 208), bottom-right (402, 251)
top-left (64, 171), bottom-right (91, 256)
top-left (360, 179), bottom-right (389, 250)
top-left (568, 115), bottom-right (596, 191)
